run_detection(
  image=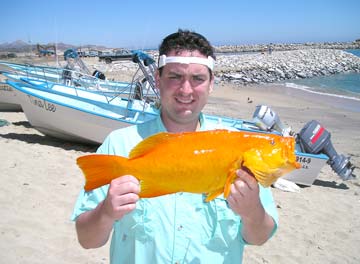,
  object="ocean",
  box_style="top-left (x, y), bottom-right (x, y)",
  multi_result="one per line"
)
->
top-left (282, 49), bottom-right (360, 102)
